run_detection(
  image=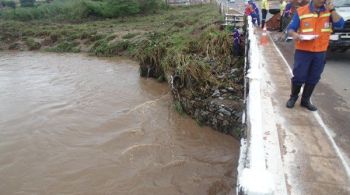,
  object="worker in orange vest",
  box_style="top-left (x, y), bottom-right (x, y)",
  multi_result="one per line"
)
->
top-left (286, 0), bottom-right (344, 111)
